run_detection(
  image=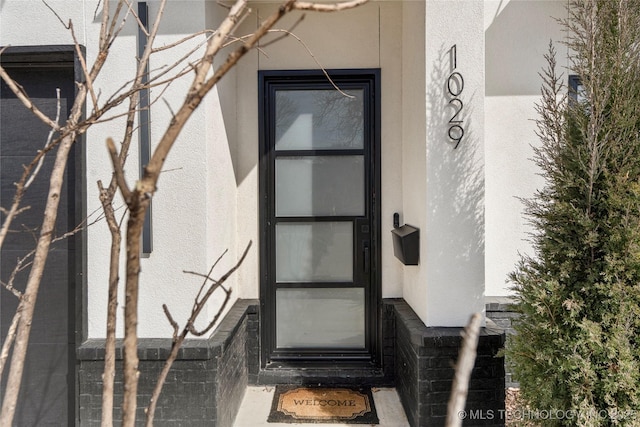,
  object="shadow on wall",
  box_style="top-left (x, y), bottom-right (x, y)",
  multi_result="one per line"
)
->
top-left (426, 43), bottom-right (485, 311)
top-left (485, 0), bottom-right (566, 97)
top-left (89, 1), bottom-right (248, 186)
top-left (91, 1), bottom-right (211, 36)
